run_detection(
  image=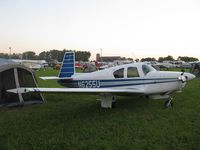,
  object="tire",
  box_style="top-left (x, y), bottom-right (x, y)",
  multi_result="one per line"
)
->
top-left (164, 100), bottom-right (173, 108)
